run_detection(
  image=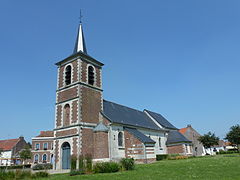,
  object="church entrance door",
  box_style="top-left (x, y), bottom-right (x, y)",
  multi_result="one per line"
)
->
top-left (62, 142), bottom-right (71, 169)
